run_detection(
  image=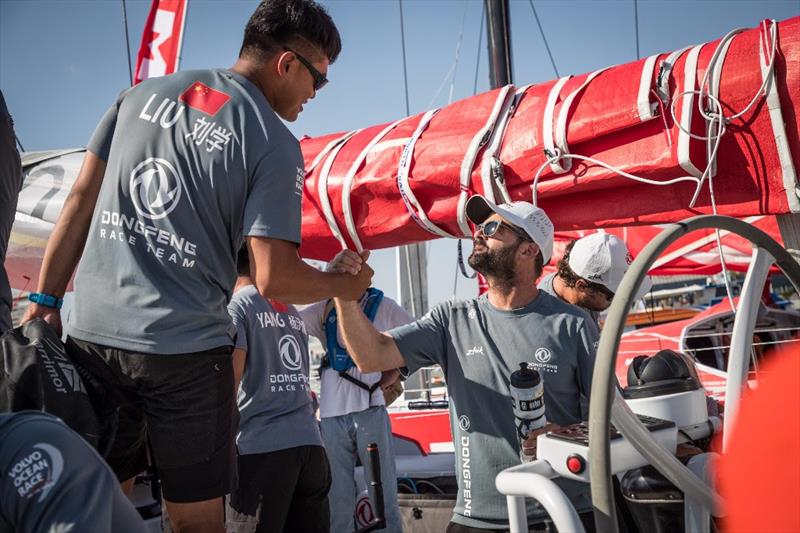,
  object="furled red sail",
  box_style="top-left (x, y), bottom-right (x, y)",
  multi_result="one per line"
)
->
top-left (298, 17), bottom-right (799, 261)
